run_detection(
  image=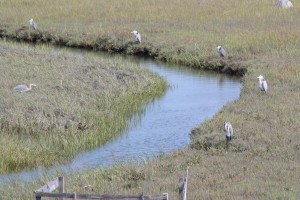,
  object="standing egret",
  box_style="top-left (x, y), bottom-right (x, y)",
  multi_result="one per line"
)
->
top-left (13, 83), bottom-right (37, 92)
top-left (28, 18), bottom-right (38, 30)
top-left (224, 122), bottom-right (233, 143)
top-left (217, 45), bottom-right (226, 58)
top-left (257, 75), bottom-right (268, 93)
top-left (131, 30), bottom-right (141, 43)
